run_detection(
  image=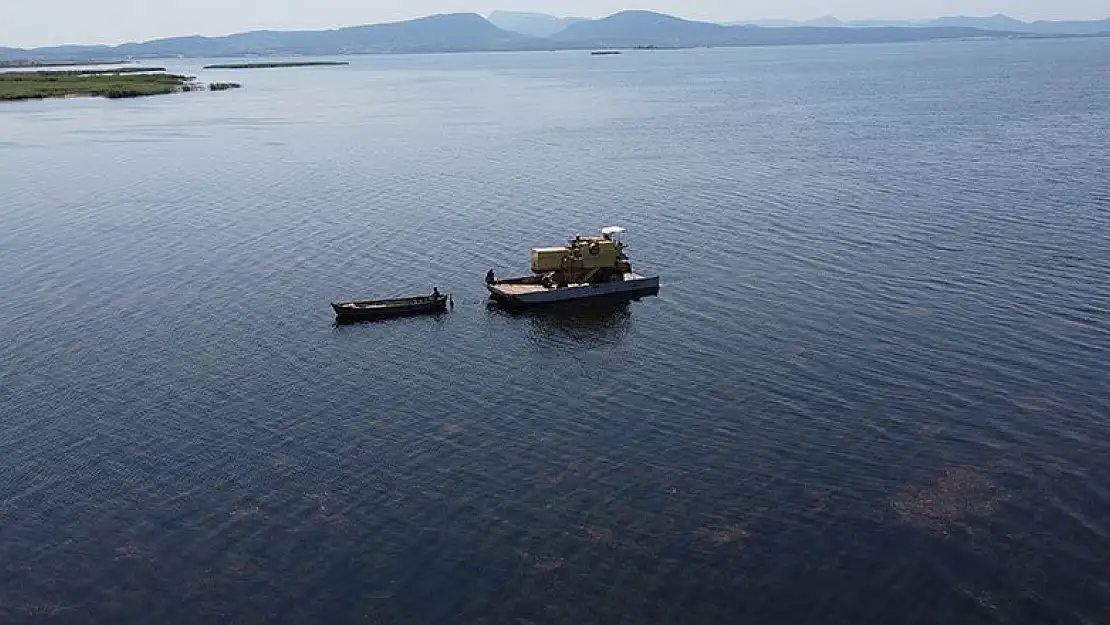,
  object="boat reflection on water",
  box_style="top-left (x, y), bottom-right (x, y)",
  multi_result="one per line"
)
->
top-left (488, 294), bottom-right (645, 345)
top-left (332, 311), bottom-right (450, 328)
